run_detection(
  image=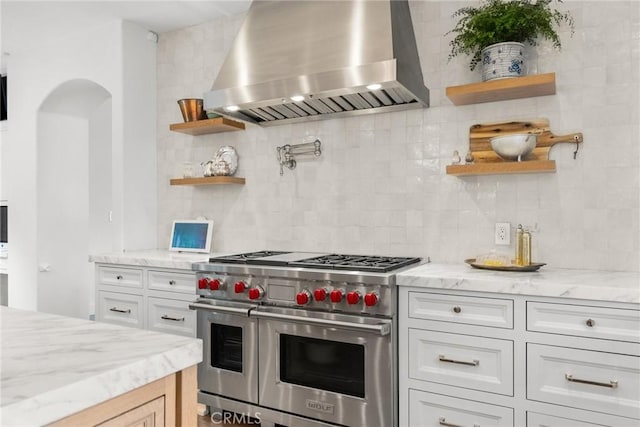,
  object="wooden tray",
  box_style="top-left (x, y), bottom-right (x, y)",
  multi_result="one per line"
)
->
top-left (467, 118), bottom-right (582, 163)
top-left (465, 258), bottom-right (546, 272)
